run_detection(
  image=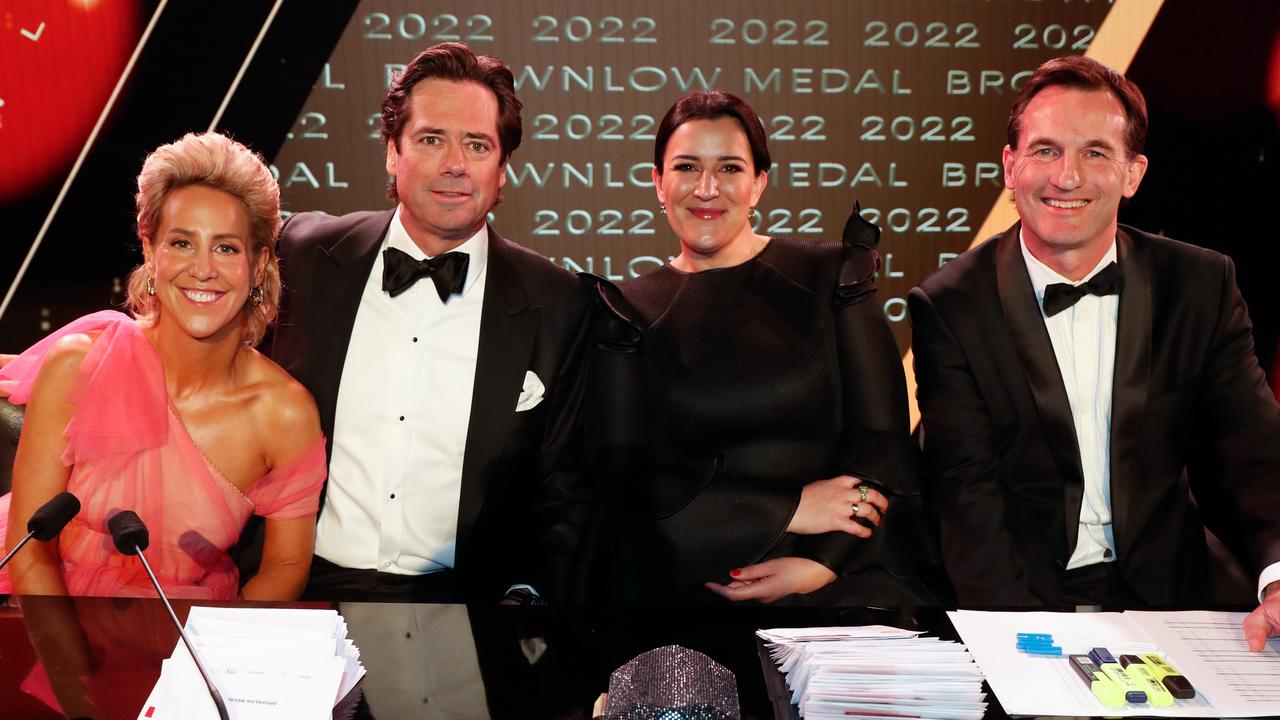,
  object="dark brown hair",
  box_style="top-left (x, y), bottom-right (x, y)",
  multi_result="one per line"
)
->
top-left (653, 90), bottom-right (772, 175)
top-left (1007, 55), bottom-right (1148, 157)
top-left (380, 42), bottom-right (522, 198)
